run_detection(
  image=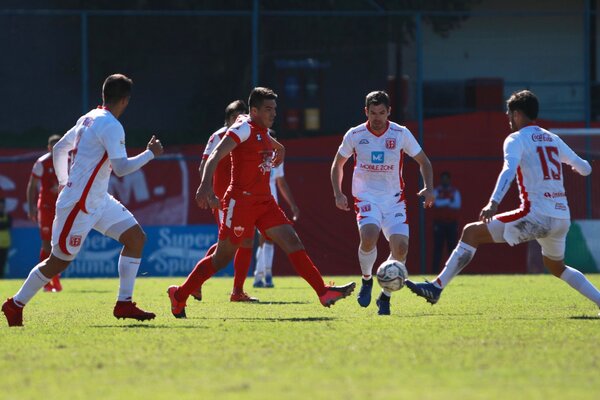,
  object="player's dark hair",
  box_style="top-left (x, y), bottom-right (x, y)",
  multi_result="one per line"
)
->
top-left (102, 74), bottom-right (133, 105)
top-left (365, 91), bottom-right (390, 109)
top-left (507, 90), bottom-right (539, 120)
top-left (48, 134), bottom-right (62, 145)
top-left (248, 87), bottom-right (278, 109)
top-left (224, 100), bottom-right (248, 123)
